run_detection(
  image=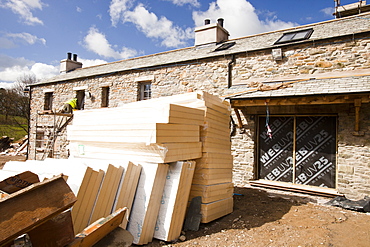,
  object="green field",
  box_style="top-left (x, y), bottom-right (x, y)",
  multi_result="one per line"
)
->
top-left (0, 114), bottom-right (28, 141)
